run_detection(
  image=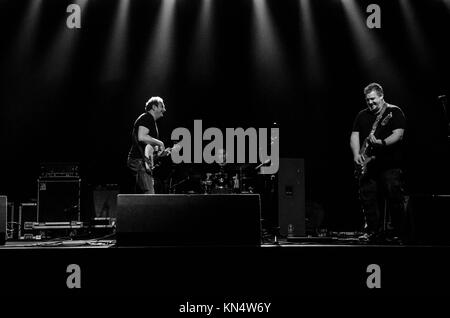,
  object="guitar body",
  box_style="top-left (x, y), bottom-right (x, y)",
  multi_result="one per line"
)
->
top-left (144, 144), bottom-right (156, 173)
top-left (354, 153), bottom-right (374, 181)
top-left (354, 106), bottom-right (393, 182)
top-left (144, 144), bottom-right (181, 174)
